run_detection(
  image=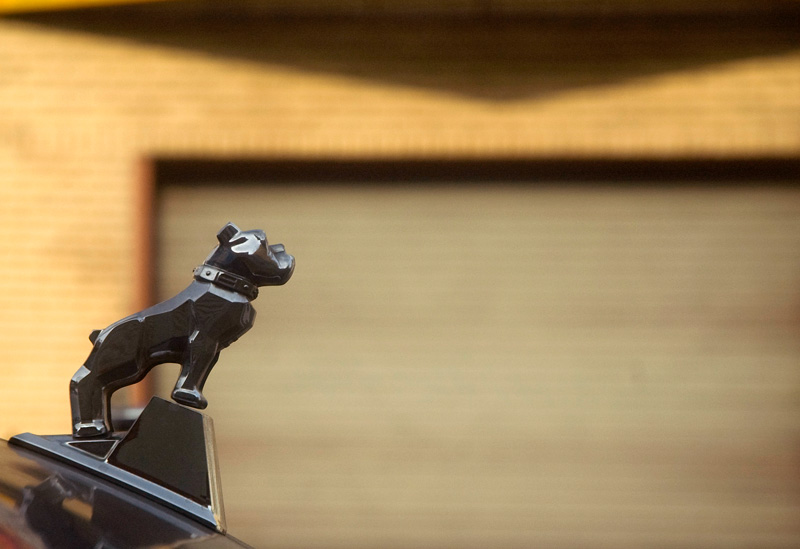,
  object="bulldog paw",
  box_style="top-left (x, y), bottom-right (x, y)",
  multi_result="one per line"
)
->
top-left (172, 388), bottom-right (208, 410)
top-left (73, 420), bottom-right (108, 438)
